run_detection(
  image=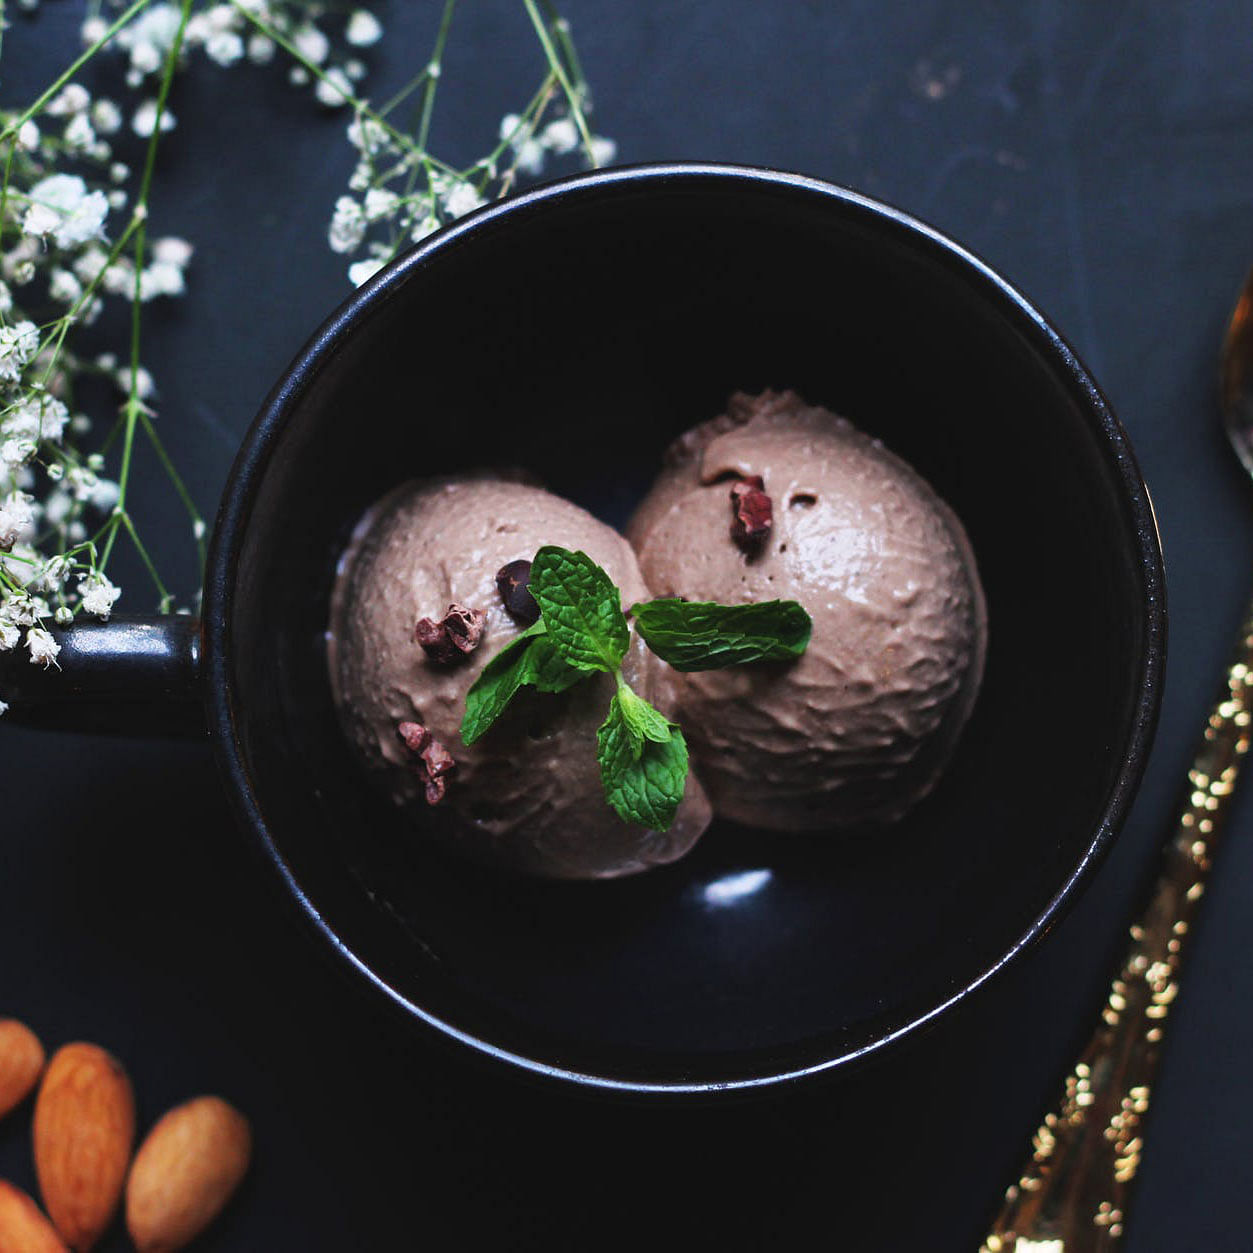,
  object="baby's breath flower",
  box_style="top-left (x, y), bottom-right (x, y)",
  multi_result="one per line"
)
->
top-left (41, 489), bottom-right (72, 526)
top-left (515, 136), bottom-right (545, 175)
top-left (46, 83), bottom-right (90, 117)
top-left (48, 268), bottom-right (82, 305)
top-left (66, 465), bottom-right (98, 501)
top-left (140, 260), bottom-right (185, 299)
top-left (347, 256), bottom-right (384, 287)
top-left (16, 119), bottom-right (39, 152)
top-left (114, 364), bottom-right (155, 400)
top-left (87, 478), bottom-right (120, 513)
top-left (153, 236), bottom-right (194, 267)
top-left (0, 619), bottom-right (18, 652)
top-left (410, 214), bottom-right (440, 242)
top-left (0, 323), bottom-right (39, 383)
top-left (328, 196), bottom-right (366, 253)
top-left (345, 10), bottom-right (383, 48)
top-left (247, 34), bottom-right (276, 64)
top-left (439, 180), bottom-right (485, 219)
top-left (205, 30), bottom-right (245, 67)
top-left (589, 135), bottom-right (617, 166)
top-left (3, 392), bottom-right (70, 444)
top-left (79, 572), bottom-right (121, 619)
top-left (29, 558), bottom-right (66, 600)
top-left (25, 625), bottom-right (60, 667)
top-left (347, 112), bottom-right (387, 156)
top-left (1, 439), bottom-right (34, 470)
top-left (117, 4), bottom-right (185, 79)
top-left (362, 187), bottom-right (398, 221)
top-left (0, 492), bottom-right (34, 552)
top-left (2, 590), bottom-right (39, 627)
top-left (92, 99), bottom-right (123, 135)
top-left (315, 67), bottom-right (353, 109)
top-left (132, 99), bottom-right (176, 137)
top-left (63, 112), bottom-right (95, 152)
top-left (80, 15), bottom-right (109, 45)
top-left (541, 116), bottom-right (579, 155)
top-left (23, 174), bottom-right (109, 248)
top-left (292, 24), bottom-right (330, 66)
